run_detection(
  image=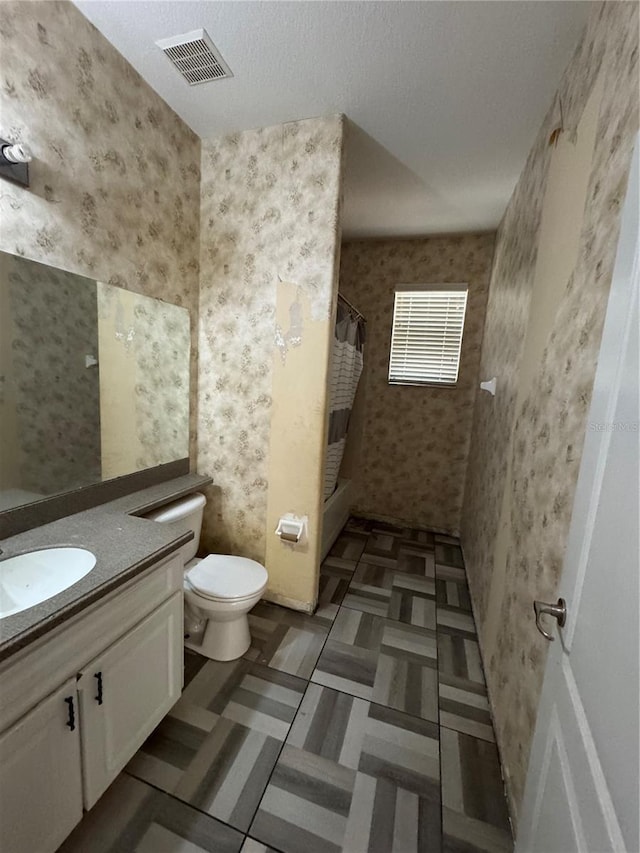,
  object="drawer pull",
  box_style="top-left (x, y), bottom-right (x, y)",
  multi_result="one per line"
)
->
top-left (64, 696), bottom-right (75, 731)
top-left (94, 671), bottom-right (103, 705)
